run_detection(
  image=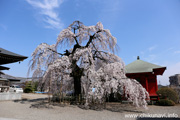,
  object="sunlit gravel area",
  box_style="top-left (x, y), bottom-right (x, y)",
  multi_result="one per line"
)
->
top-left (0, 93), bottom-right (179, 120)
